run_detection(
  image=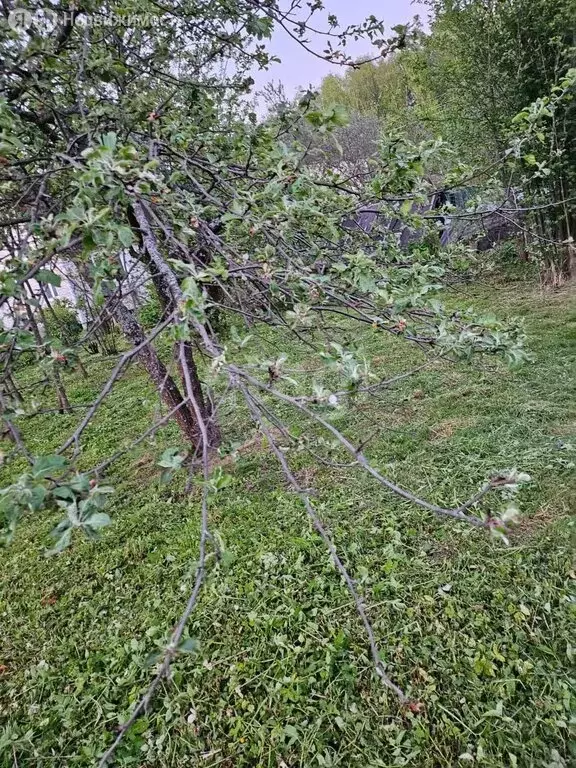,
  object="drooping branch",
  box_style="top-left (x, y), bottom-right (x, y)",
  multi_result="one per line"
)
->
top-left (242, 385), bottom-right (409, 703)
top-left (57, 310), bottom-right (178, 455)
top-left (229, 367), bottom-right (496, 527)
top-left (97, 341), bottom-right (215, 767)
top-left (0, 390), bottom-right (33, 464)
